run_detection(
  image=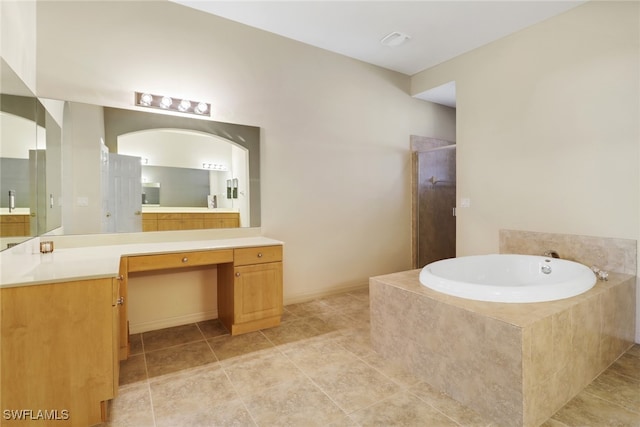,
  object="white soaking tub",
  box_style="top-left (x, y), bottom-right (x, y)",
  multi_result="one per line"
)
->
top-left (419, 254), bottom-right (596, 303)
